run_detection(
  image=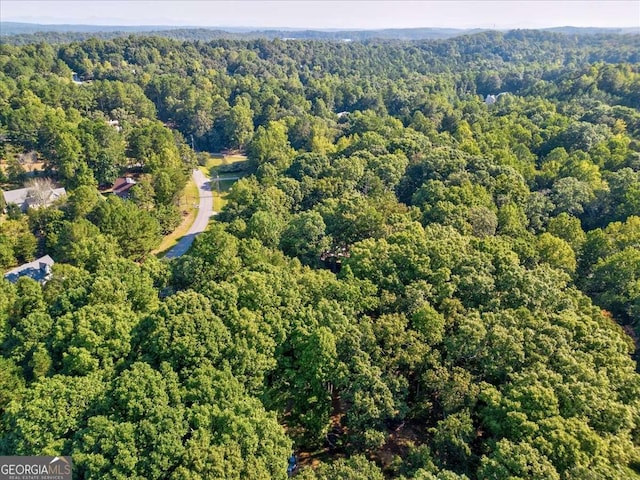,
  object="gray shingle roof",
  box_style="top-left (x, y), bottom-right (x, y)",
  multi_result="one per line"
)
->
top-left (4, 255), bottom-right (55, 284)
top-left (3, 187), bottom-right (66, 211)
